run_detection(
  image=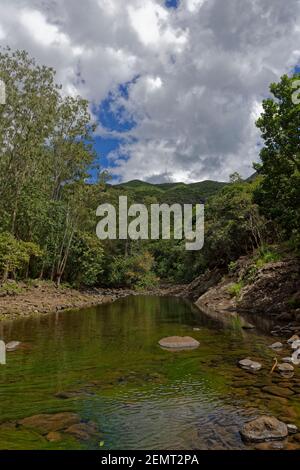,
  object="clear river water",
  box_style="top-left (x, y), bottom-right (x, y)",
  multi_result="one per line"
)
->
top-left (0, 295), bottom-right (299, 450)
